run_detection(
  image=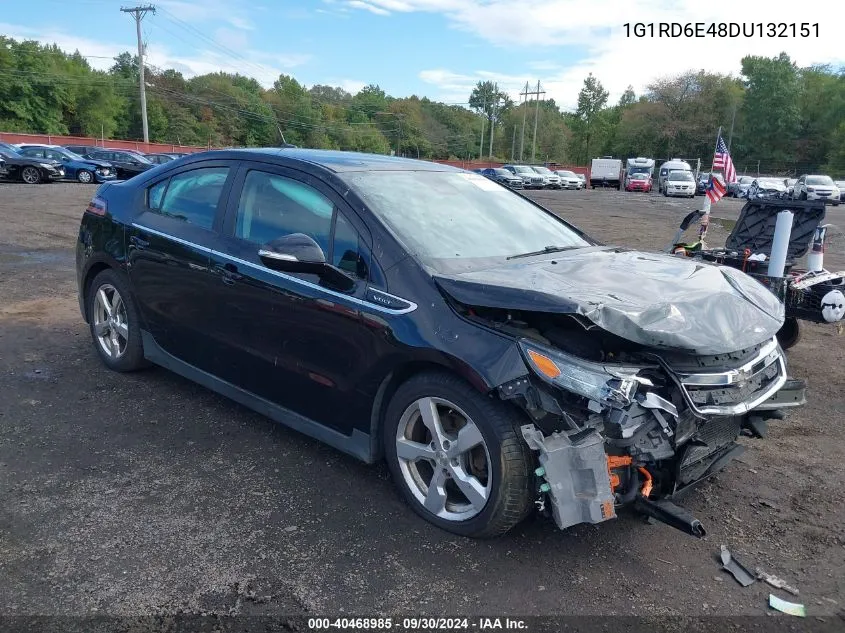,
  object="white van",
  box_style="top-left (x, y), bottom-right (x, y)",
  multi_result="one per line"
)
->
top-left (657, 159), bottom-right (692, 193)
